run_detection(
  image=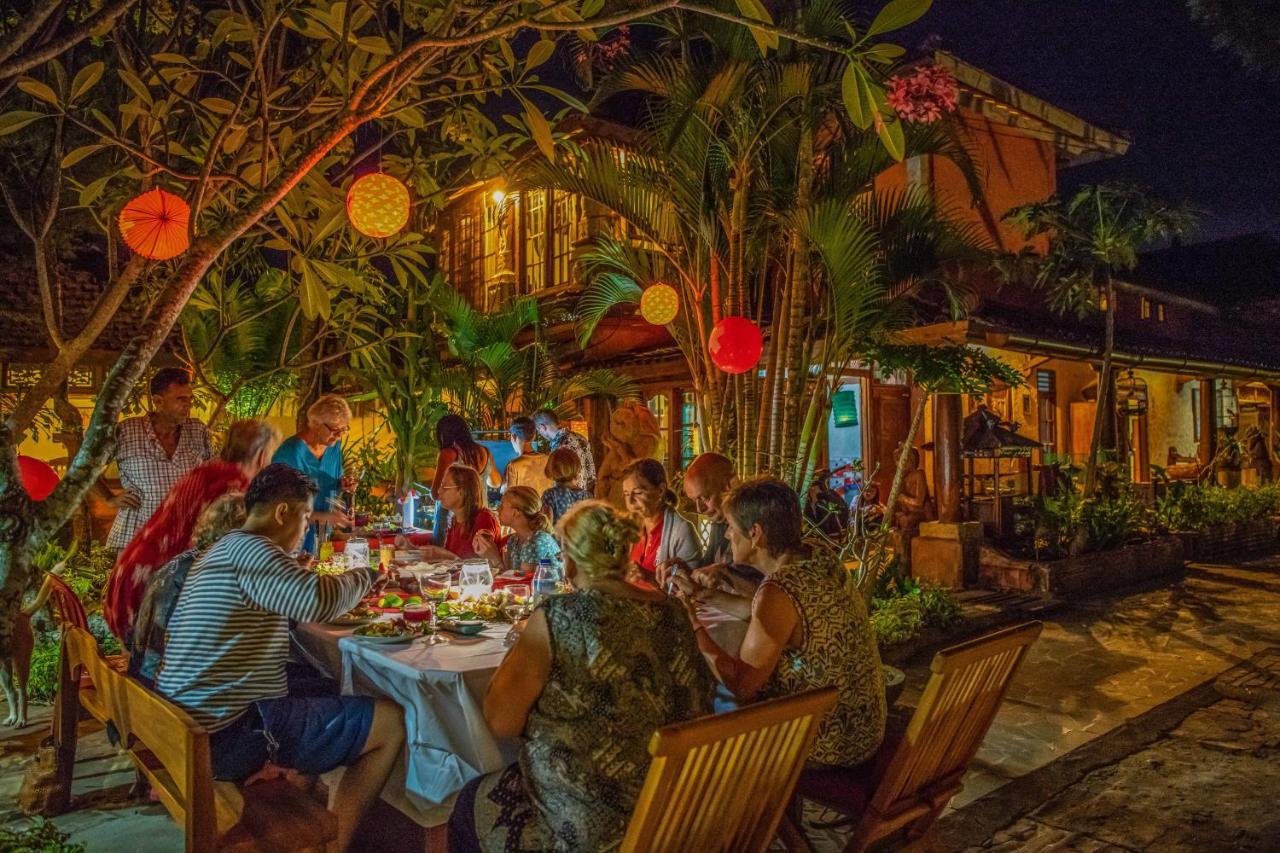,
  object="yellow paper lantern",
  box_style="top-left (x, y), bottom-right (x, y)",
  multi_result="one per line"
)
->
top-left (640, 283), bottom-right (679, 325)
top-left (346, 173), bottom-right (410, 238)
